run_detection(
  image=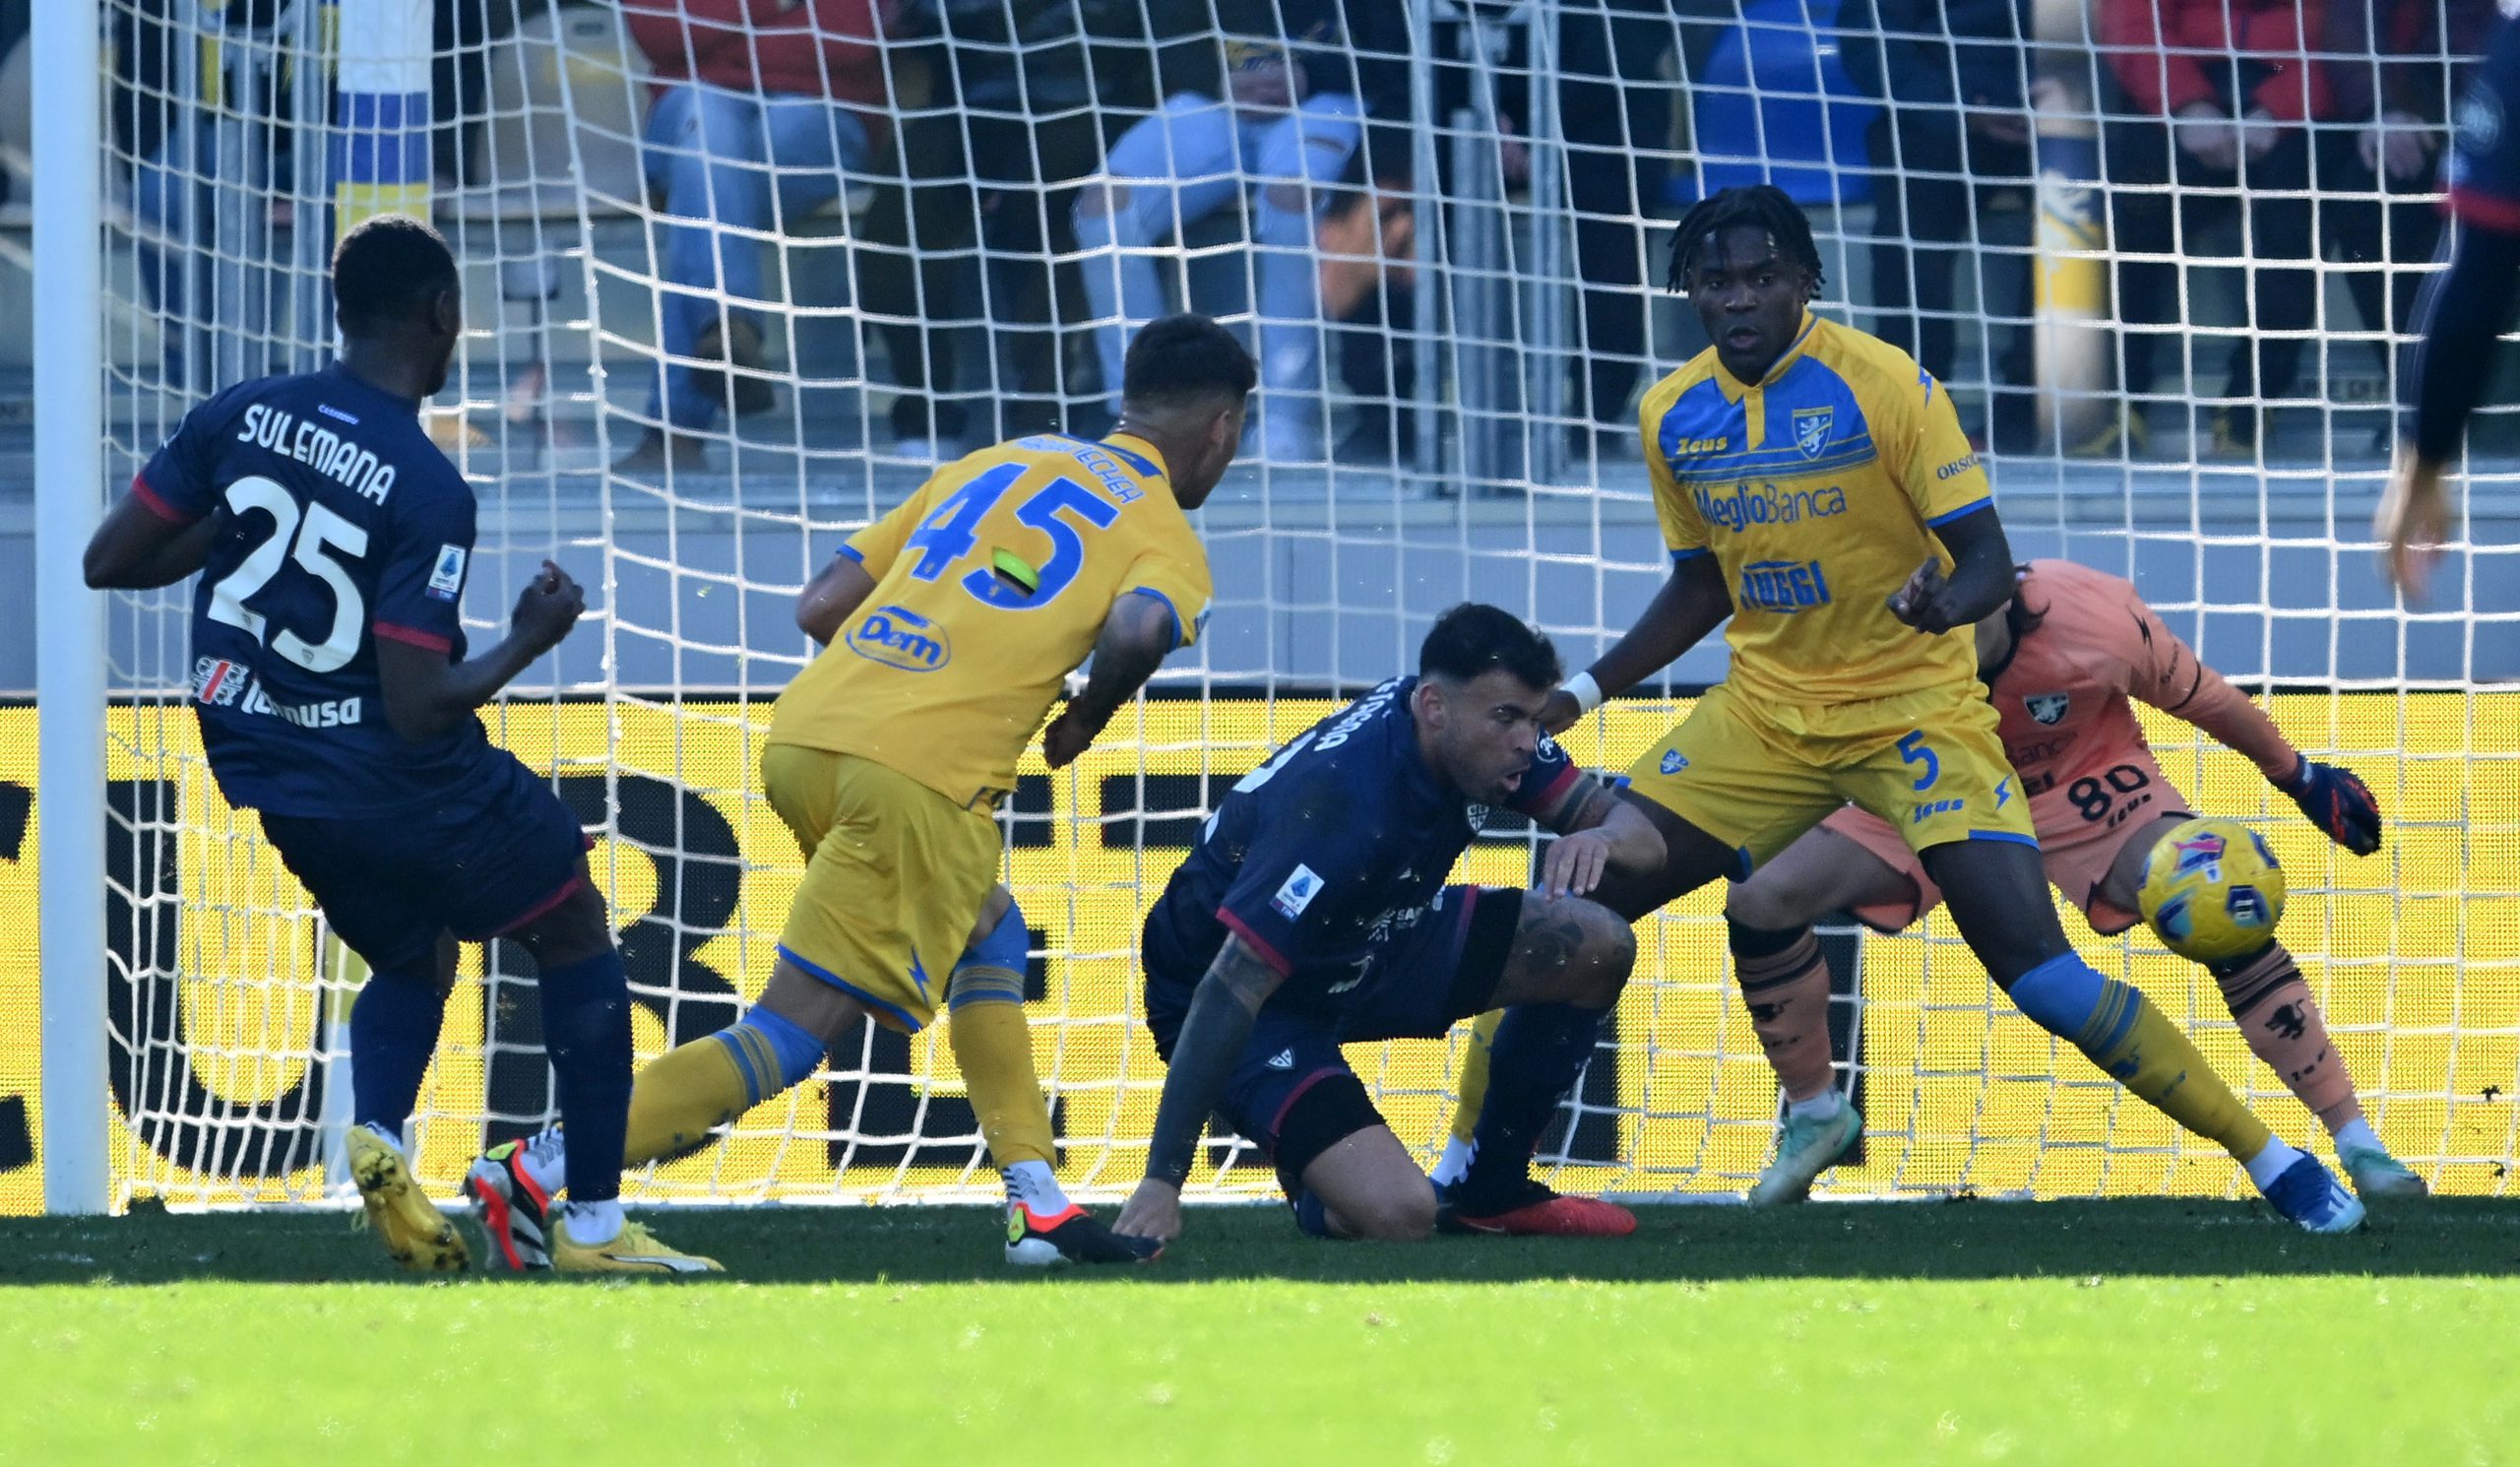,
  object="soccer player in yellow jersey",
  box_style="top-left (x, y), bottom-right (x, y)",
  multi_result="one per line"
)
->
top-left (466, 315), bottom-right (1255, 1267)
top-left (1520, 187), bottom-right (2363, 1232)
